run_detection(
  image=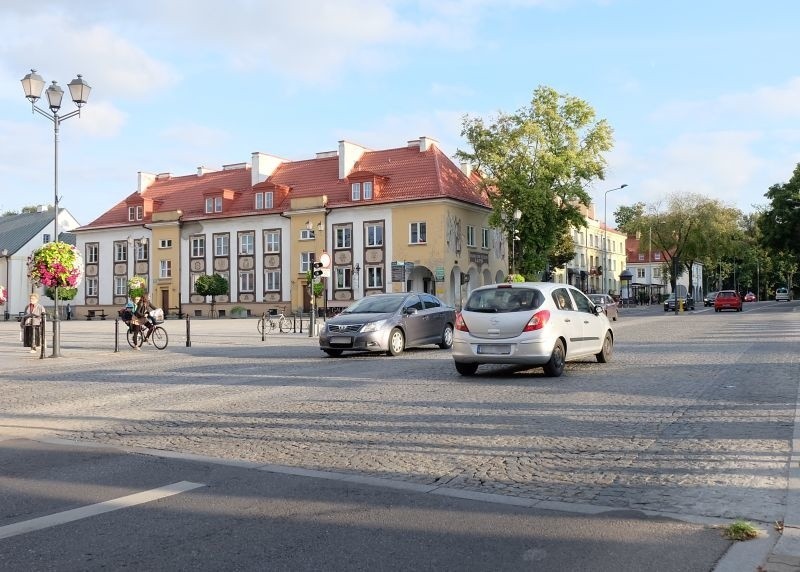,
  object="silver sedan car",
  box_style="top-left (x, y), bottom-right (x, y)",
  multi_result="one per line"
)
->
top-left (588, 293), bottom-right (619, 321)
top-left (319, 292), bottom-right (456, 357)
top-left (452, 282), bottom-right (613, 377)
